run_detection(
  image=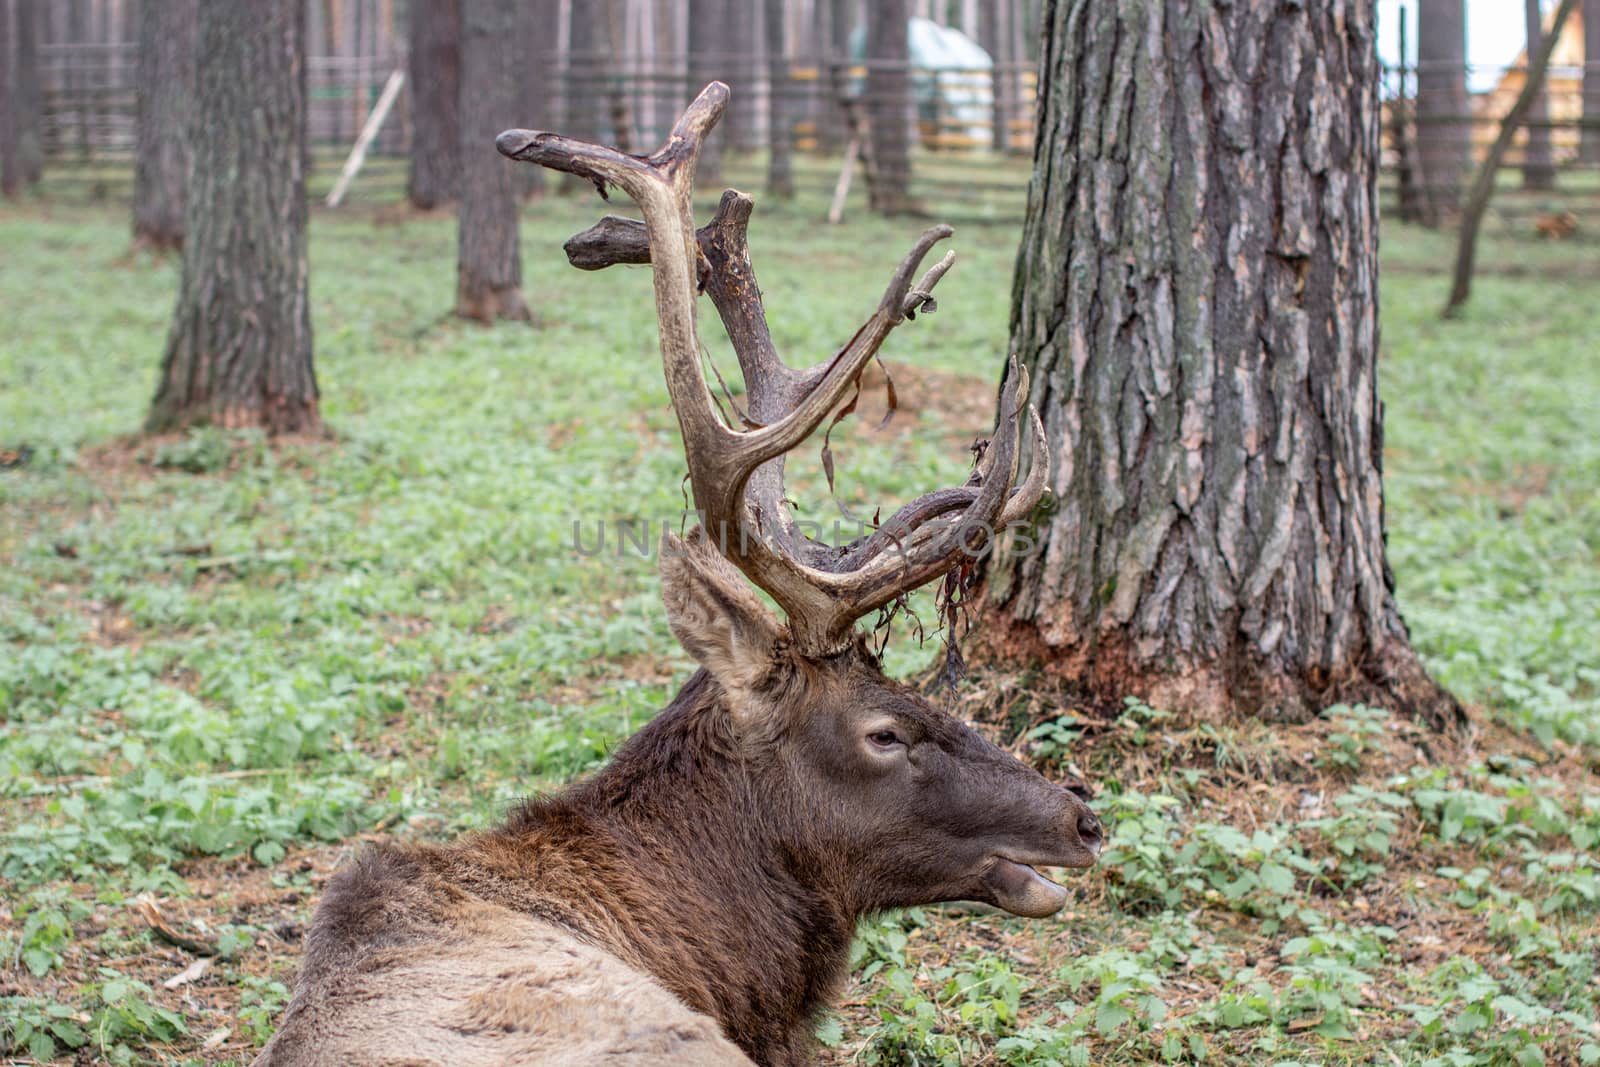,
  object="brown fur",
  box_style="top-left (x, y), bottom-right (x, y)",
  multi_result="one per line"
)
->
top-left (257, 539), bottom-right (1101, 1066)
